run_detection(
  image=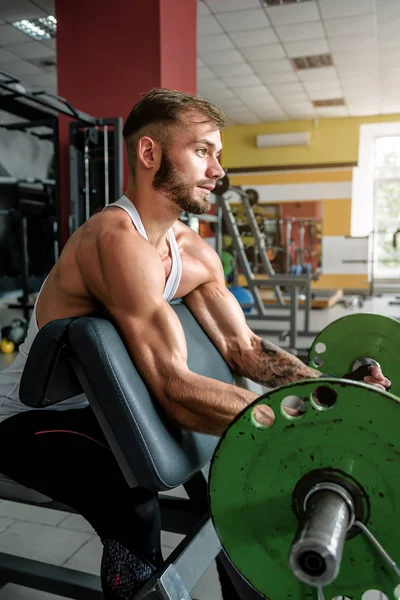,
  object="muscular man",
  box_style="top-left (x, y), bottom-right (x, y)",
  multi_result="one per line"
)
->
top-left (0, 89), bottom-right (389, 599)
